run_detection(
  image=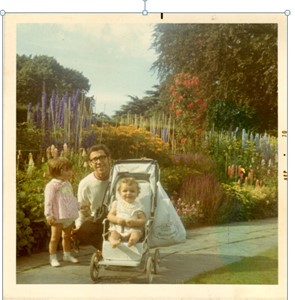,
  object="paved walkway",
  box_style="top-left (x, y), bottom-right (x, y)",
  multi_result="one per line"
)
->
top-left (16, 217), bottom-right (278, 284)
